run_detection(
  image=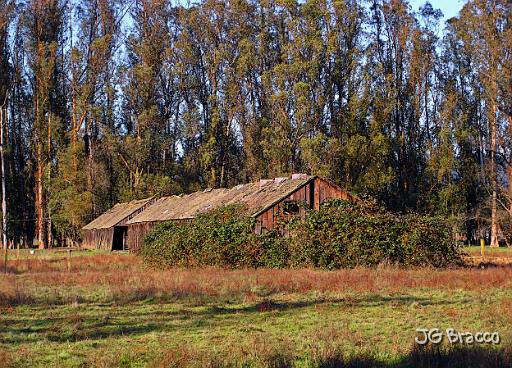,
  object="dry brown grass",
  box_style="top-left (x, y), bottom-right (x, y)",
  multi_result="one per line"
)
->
top-left (151, 338), bottom-right (512, 368)
top-left (2, 252), bottom-right (512, 306)
top-left (0, 350), bottom-right (12, 367)
top-left (152, 334), bottom-right (296, 368)
top-left (5, 253), bottom-right (142, 273)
